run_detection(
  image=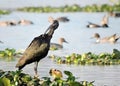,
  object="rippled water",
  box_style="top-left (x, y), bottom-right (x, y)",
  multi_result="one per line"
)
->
top-left (0, 12), bottom-right (120, 86)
